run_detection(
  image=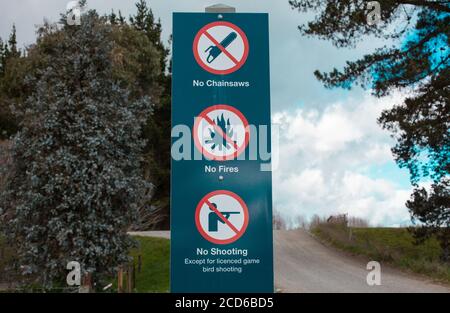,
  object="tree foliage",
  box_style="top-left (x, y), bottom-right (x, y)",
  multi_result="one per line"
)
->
top-left (127, 0), bottom-right (171, 229)
top-left (0, 1), bottom-right (172, 287)
top-left (0, 1), bottom-right (172, 229)
top-left (0, 24), bottom-right (24, 138)
top-left (0, 9), bottom-right (153, 288)
top-left (291, 0), bottom-right (450, 260)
